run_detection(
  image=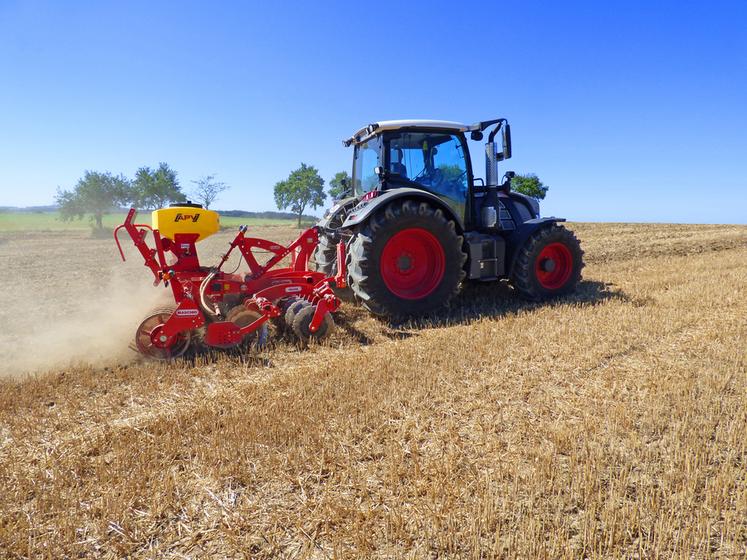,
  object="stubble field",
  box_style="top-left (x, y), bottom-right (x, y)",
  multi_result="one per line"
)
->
top-left (0, 222), bottom-right (745, 558)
